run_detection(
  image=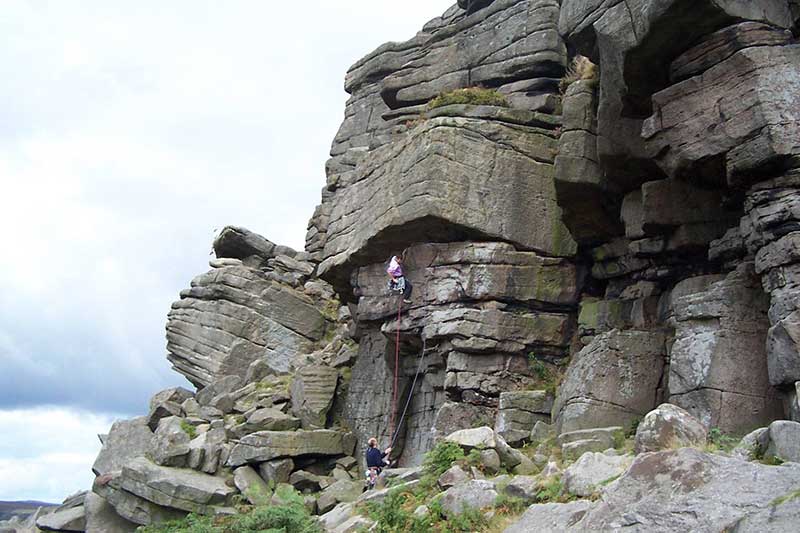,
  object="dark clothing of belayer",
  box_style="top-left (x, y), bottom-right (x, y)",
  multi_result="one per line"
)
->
top-left (366, 447), bottom-right (387, 468)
